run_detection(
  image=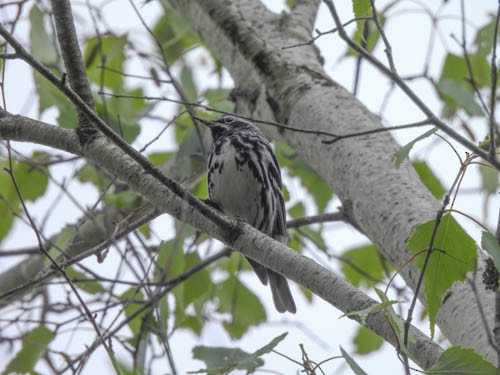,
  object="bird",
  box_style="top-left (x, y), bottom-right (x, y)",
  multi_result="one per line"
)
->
top-left (197, 115), bottom-right (296, 314)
